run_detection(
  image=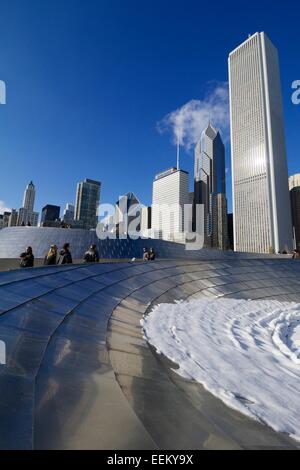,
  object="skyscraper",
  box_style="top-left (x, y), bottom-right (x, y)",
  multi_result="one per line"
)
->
top-left (8, 210), bottom-right (18, 227)
top-left (289, 174), bottom-right (300, 191)
top-left (23, 181), bottom-right (35, 212)
top-left (115, 192), bottom-right (141, 237)
top-left (194, 123), bottom-right (228, 250)
top-left (41, 205), bottom-right (60, 224)
top-left (2, 211), bottom-right (11, 228)
top-left (229, 32), bottom-right (293, 253)
top-left (75, 178), bottom-right (101, 230)
top-left (17, 181), bottom-right (39, 226)
top-left (289, 174), bottom-right (300, 250)
top-left (152, 167), bottom-right (189, 242)
top-left (63, 203), bottom-right (75, 223)
top-left (140, 206), bottom-right (152, 237)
